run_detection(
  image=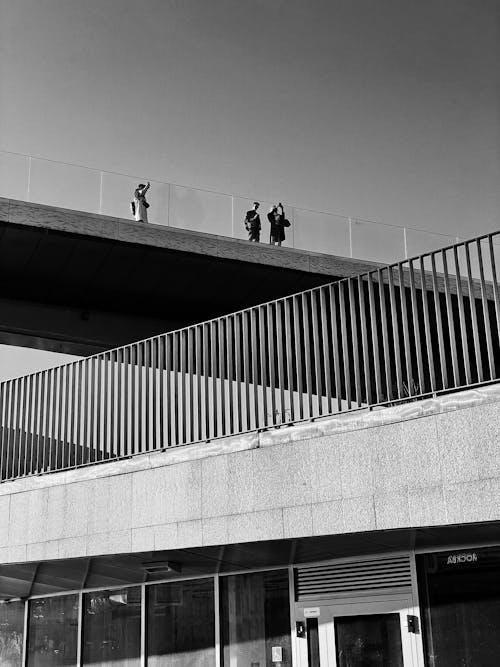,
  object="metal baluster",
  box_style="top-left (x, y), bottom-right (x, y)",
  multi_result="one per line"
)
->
top-left (328, 284), bottom-right (342, 413)
top-left (180, 331), bottom-right (187, 444)
top-left (75, 363), bottom-right (83, 466)
top-left (164, 336), bottom-right (172, 447)
top-left (144, 339), bottom-right (151, 450)
top-left (311, 290), bottom-right (323, 417)
top-left (430, 254), bottom-right (448, 390)
top-left (419, 256), bottom-right (436, 393)
top-left (285, 297), bottom-right (297, 420)
top-left (226, 317), bottom-right (235, 434)
top-left (250, 309), bottom-right (260, 428)
top-left (408, 259), bottom-right (425, 394)
top-left (275, 301), bottom-right (286, 423)
top-left (358, 275), bottom-right (372, 406)
top-left (218, 320), bottom-right (227, 435)
top-left (235, 313), bottom-right (243, 432)
top-left (476, 239), bottom-right (495, 380)
top-left (377, 269), bottom-right (392, 403)
top-left (397, 264), bottom-right (414, 395)
top-left (195, 326), bottom-right (203, 440)
top-left (453, 246), bottom-right (471, 385)
top-left (348, 279), bottom-right (362, 406)
top-left (301, 293), bottom-right (313, 419)
top-left (464, 243), bottom-right (483, 383)
top-left (292, 296), bottom-right (304, 420)
top-left (388, 266), bottom-right (403, 398)
top-left (25, 375), bottom-right (33, 476)
top-left (203, 323), bottom-right (211, 439)
top-left (339, 281), bottom-right (352, 410)
top-left (267, 303), bottom-right (277, 425)
top-left (211, 322), bottom-right (219, 437)
top-left (188, 328), bottom-right (195, 442)
top-left (488, 235), bottom-right (500, 345)
top-left (158, 338), bottom-right (165, 448)
top-left (173, 334), bottom-right (180, 445)
top-left (442, 249), bottom-right (460, 387)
